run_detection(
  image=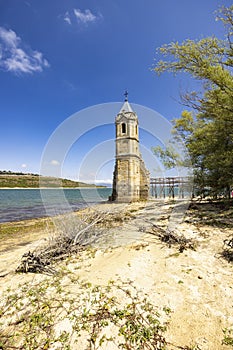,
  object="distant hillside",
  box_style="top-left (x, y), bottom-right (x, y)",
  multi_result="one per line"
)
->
top-left (0, 172), bottom-right (100, 188)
